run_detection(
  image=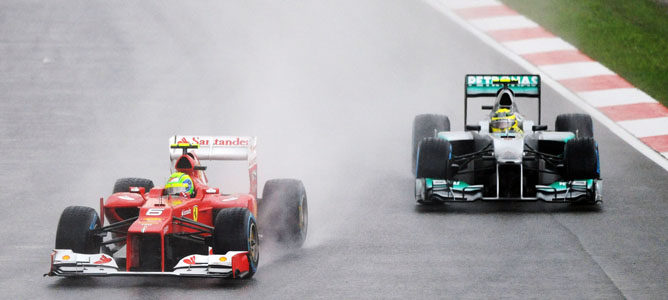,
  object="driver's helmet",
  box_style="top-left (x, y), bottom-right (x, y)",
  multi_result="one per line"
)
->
top-left (165, 172), bottom-right (194, 197)
top-left (491, 108), bottom-right (522, 133)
